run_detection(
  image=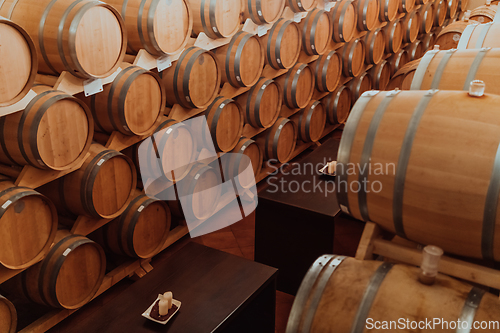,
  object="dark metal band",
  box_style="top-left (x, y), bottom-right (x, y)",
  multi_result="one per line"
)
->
top-left (127, 197), bottom-right (156, 256)
top-left (0, 189), bottom-right (38, 220)
top-left (275, 20), bottom-right (292, 69)
top-left (462, 47), bottom-right (491, 91)
top-left (107, 66), bottom-right (136, 132)
top-left (266, 18), bottom-right (282, 67)
top-left (137, 0), bottom-right (148, 54)
top-left (118, 194), bottom-right (147, 256)
top-left (117, 68), bottom-right (147, 133)
top-left (410, 49), bottom-right (439, 90)
top-left (182, 48), bottom-right (206, 108)
top-left (39, 0), bottom-right (60, 75)
top-left (457, 287), bottom-right (486, 333)
top-left (57, 0), bottom-right (86, 78)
